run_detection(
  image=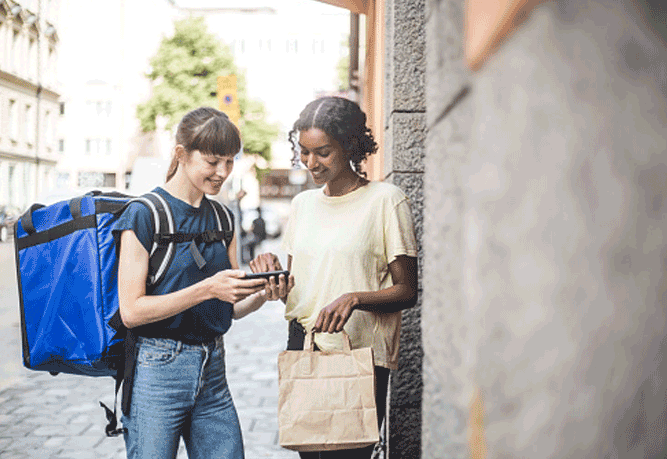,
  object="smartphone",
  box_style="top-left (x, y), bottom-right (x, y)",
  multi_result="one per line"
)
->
top-left (244, 270), bottom-right (290, 281)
